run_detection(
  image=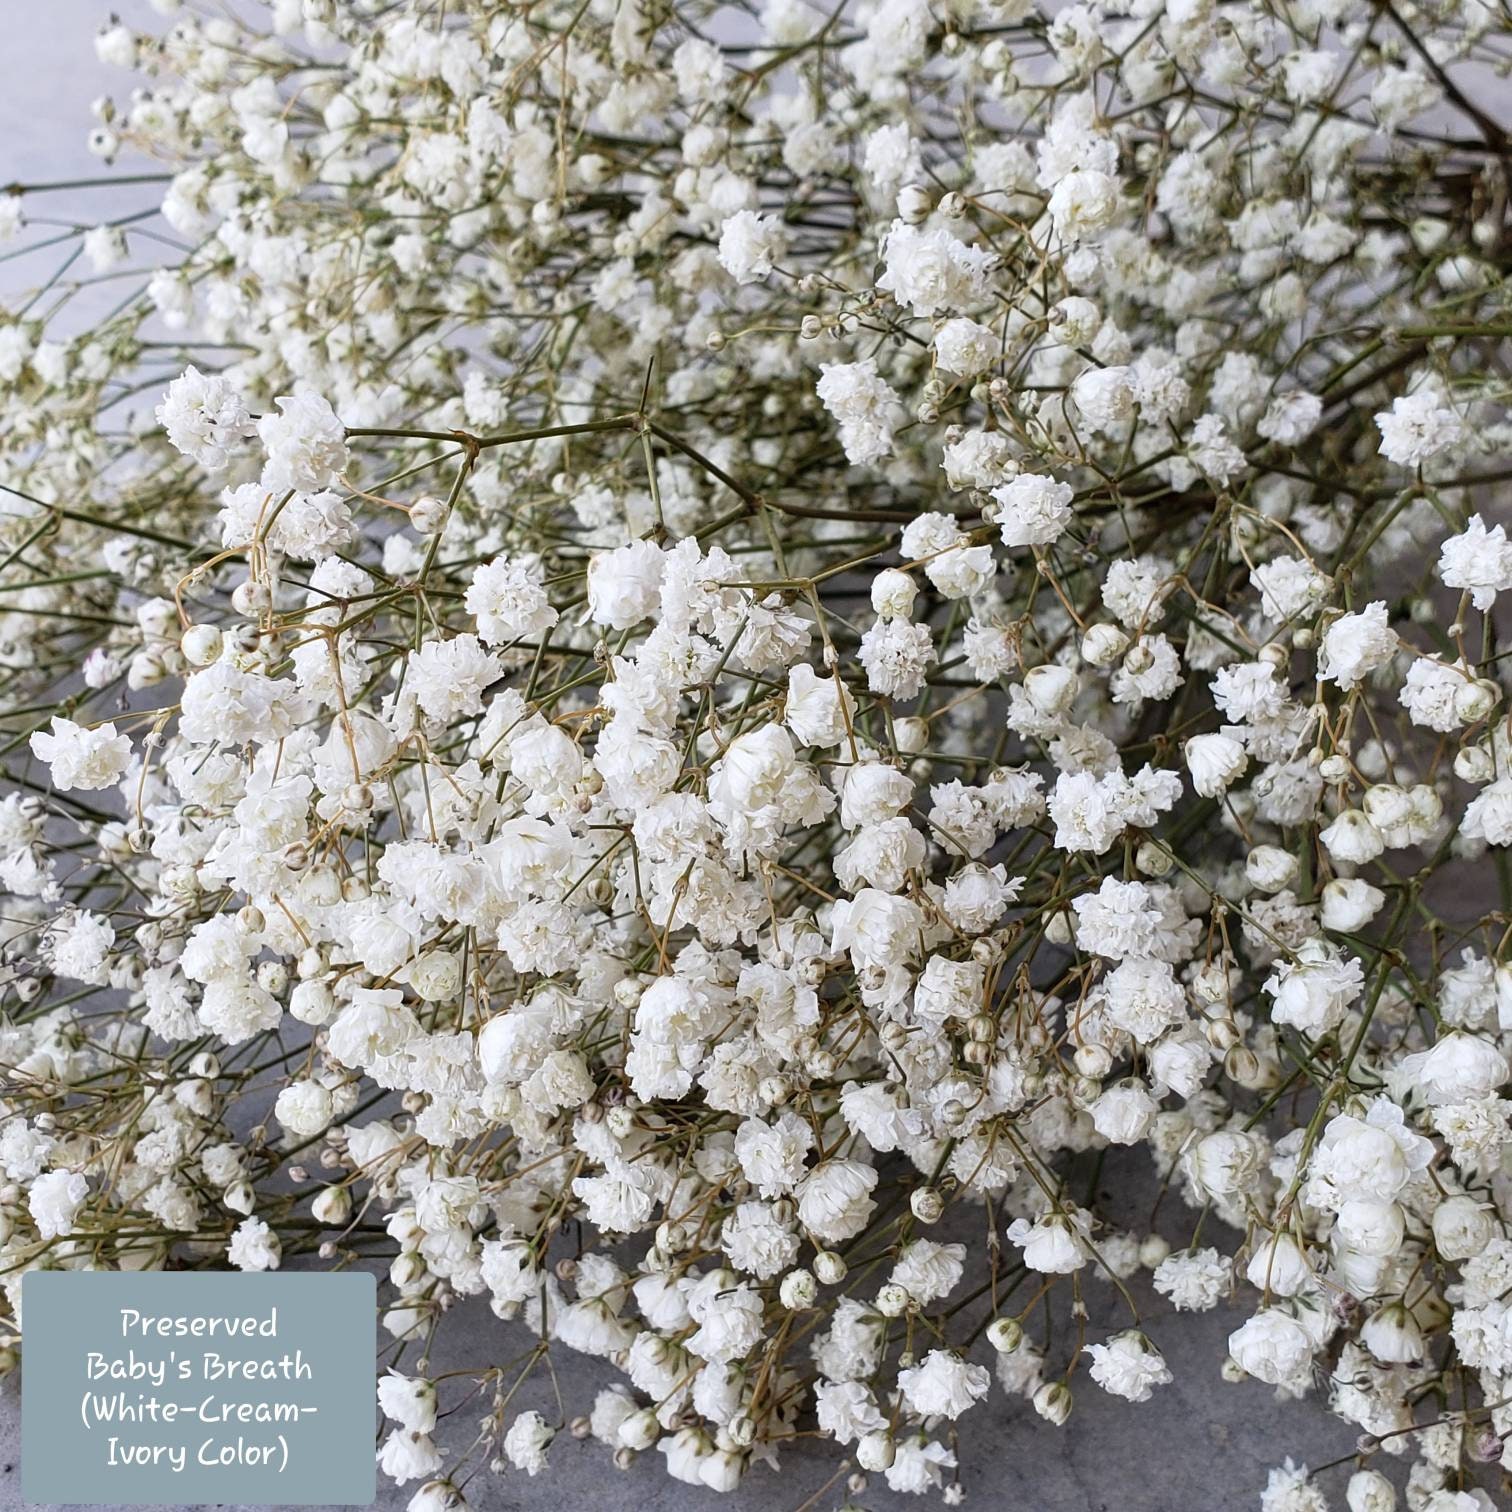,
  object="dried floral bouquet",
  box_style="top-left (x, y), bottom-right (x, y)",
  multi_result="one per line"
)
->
top-left (5, 1), bottom-right (1512, 1508)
